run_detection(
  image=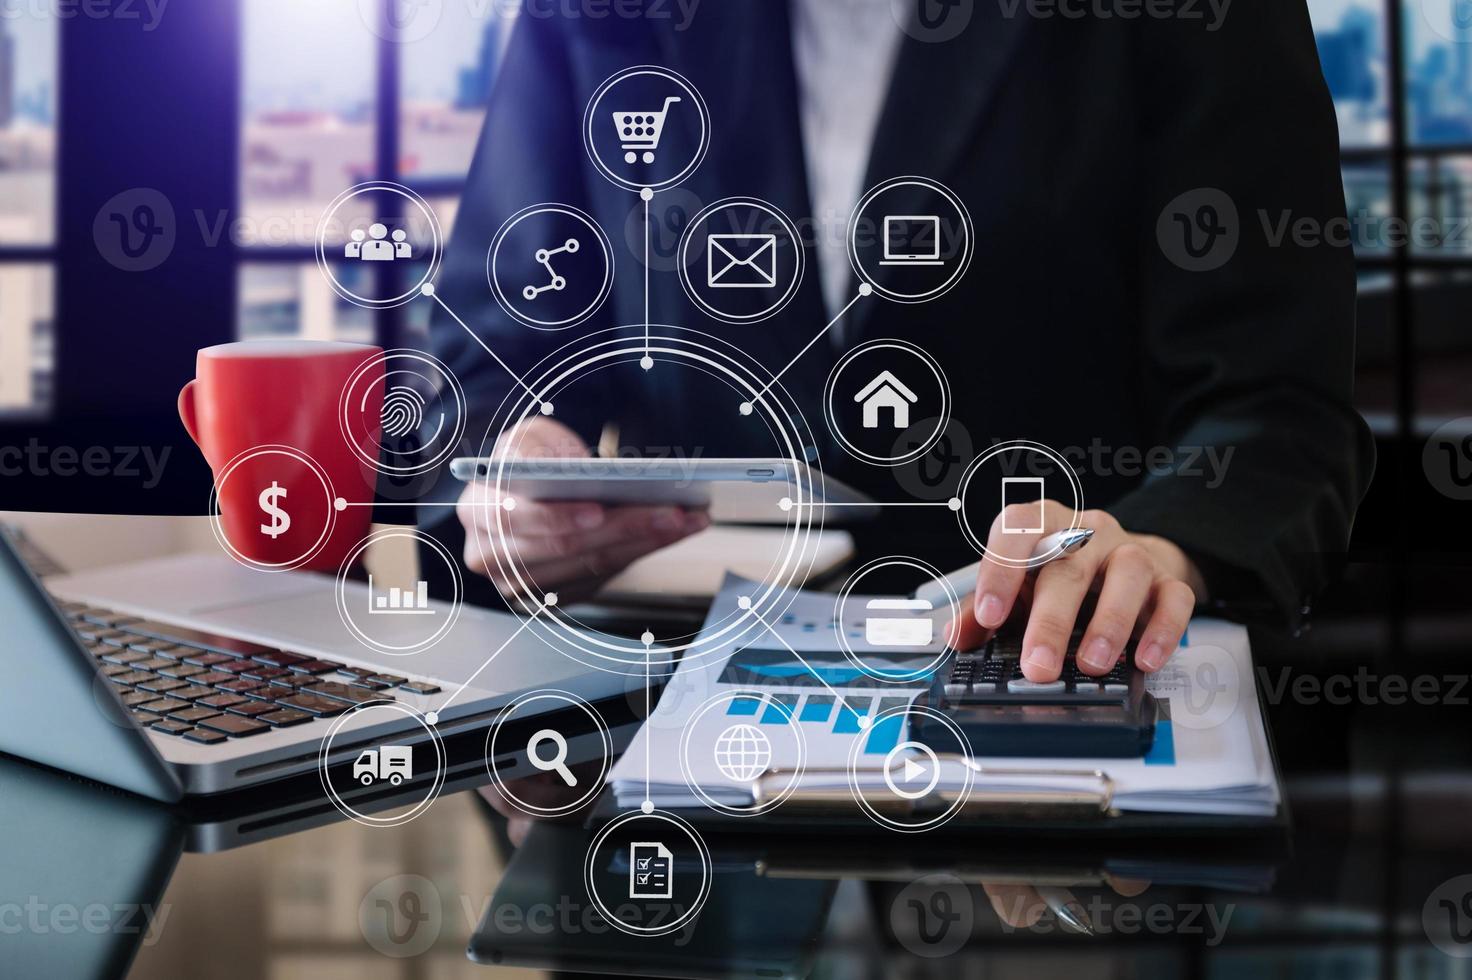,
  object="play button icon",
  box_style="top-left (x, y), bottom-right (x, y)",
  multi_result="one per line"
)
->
top-left (883, 741), bottom-right (941, 801)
